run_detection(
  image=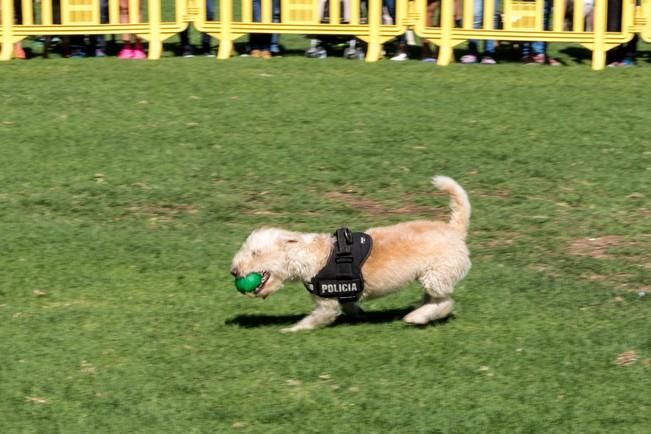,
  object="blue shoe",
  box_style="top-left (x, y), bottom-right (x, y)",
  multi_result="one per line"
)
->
top-left (70, 49), bottom-right (86, 58)
top-left (621, 57), bottom-right (635, 67)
